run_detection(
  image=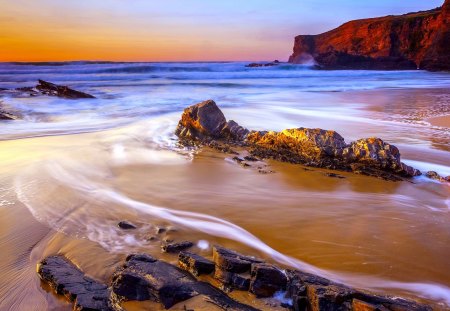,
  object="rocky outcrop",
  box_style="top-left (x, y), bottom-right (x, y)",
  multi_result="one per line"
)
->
top-left (36, 80), bottom-right (96, 99)
top-left (175, 100), bottom-right (421, 180)
top-left (37, 256), bottom-right (114, 311)
top-left (38, 247), bottom-right (432, 311)
top-left (288, 0), bottom-right (450, 71)
top-left (111, 253), bottom-right (258, 310)
top-left (246, 61), bottom-right (280, 67)
top-left (0, 80), bottom-right (95, 99)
